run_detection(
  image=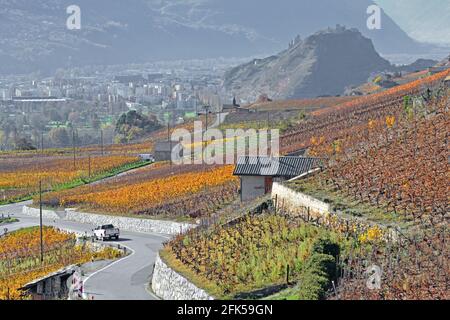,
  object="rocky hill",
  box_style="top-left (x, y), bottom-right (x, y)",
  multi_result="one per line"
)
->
top-left (223, 27), bottom-right (393, 100)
